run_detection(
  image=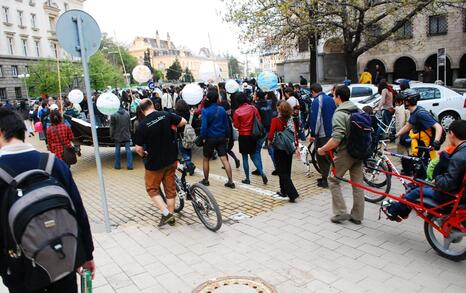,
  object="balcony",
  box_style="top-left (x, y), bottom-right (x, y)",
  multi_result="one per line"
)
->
top-left (43, 1), bottom-right (60, 16)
